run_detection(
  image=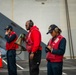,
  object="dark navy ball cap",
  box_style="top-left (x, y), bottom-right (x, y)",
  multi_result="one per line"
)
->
top-left (46, 24), bottom-right (58, 34)
top-left (4, 25), bottom-right (13, 30)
